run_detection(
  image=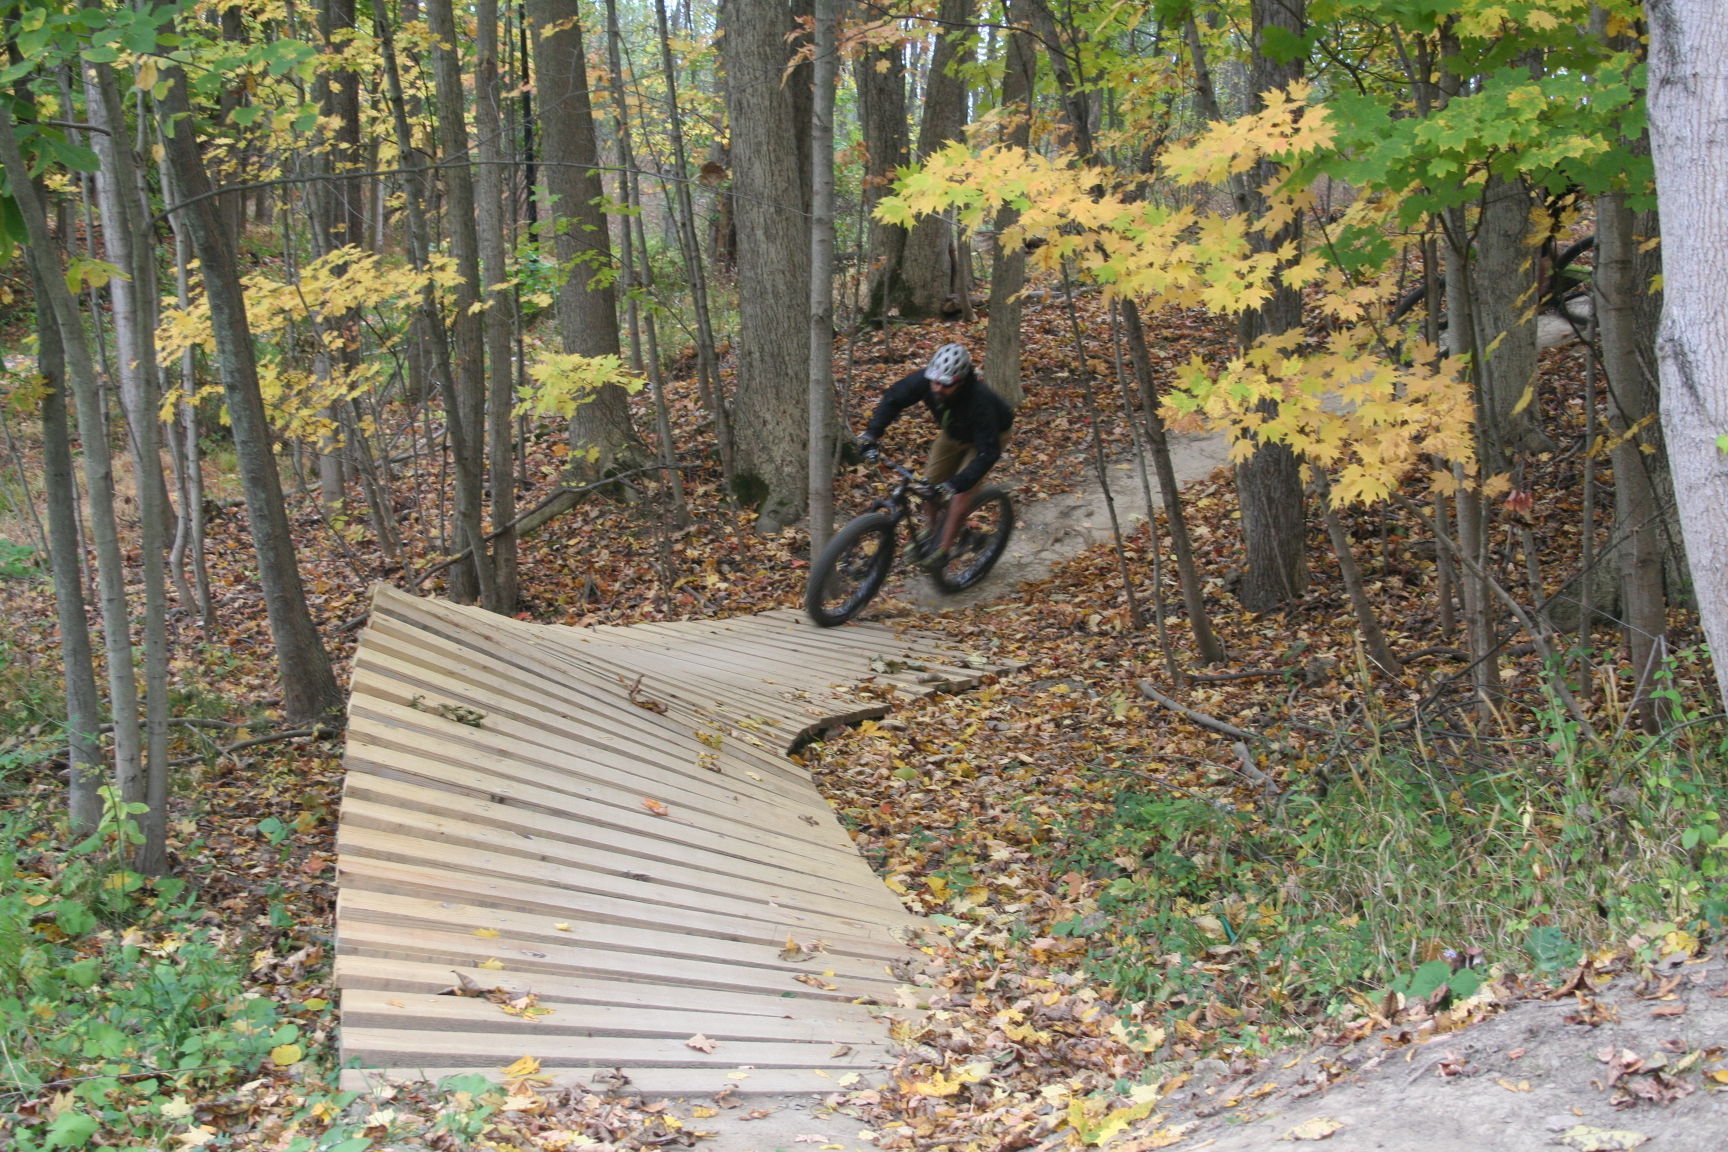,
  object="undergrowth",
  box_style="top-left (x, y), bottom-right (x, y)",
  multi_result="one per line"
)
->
top-left (1051, 670), bottom-right (1728, 1046)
